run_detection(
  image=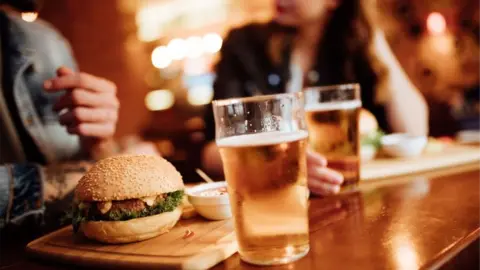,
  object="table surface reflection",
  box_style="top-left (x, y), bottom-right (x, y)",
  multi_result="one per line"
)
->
top-left (213, 164), bottom-right (480, 270)
top-left (1, 164), bottom-right (479, 270)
